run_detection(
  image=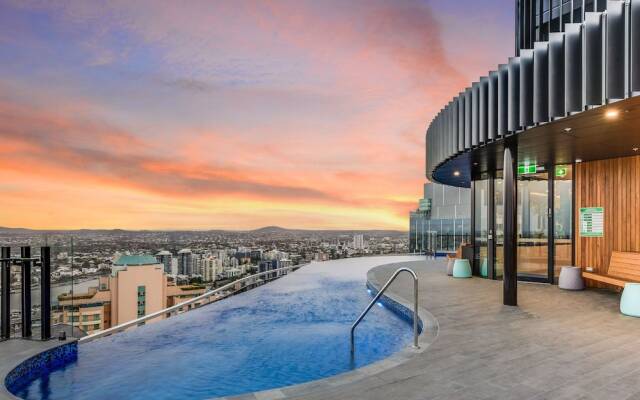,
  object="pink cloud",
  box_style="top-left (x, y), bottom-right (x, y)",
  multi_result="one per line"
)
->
top-left (0, 0), bottom-right (513, 229)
